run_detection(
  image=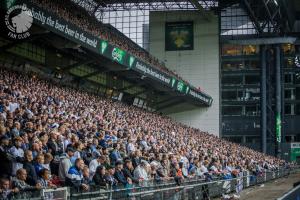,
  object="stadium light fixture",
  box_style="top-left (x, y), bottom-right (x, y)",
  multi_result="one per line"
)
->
top-left (273, 0), bottom-right (278, 6)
